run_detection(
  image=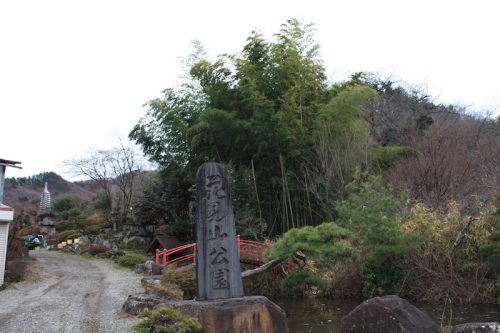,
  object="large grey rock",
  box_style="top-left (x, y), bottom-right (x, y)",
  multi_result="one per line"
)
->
top-left (121, 293), bottom-right (166, 315)
top-left (451, 322), bottom-right (500, 333)
top-left (122, 294), bottom-right (289, 333)
top-left (144, 260), bottom-right (155, 275)
top-left (158, 296), bottom-right (288, 333)
top-left (141, 276), bottom-right (162, 286)
top-left (340, 295), bottom-right (439, 333)
top-left (134, 263), bottom-right (146, 274)
top-left (123, 235), bottom-right (146, 244)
